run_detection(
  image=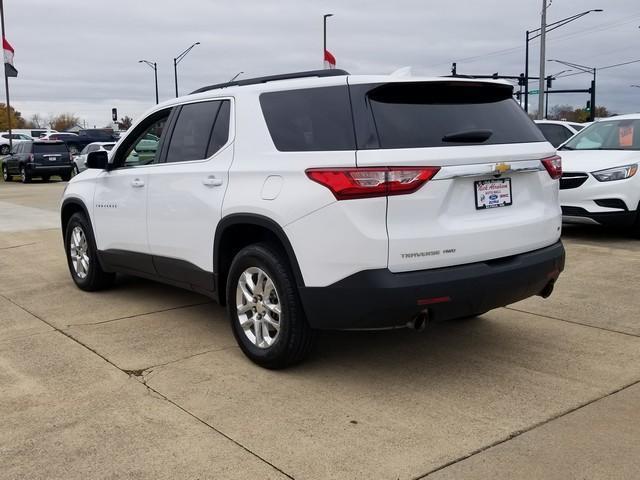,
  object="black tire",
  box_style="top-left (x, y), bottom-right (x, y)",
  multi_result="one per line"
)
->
top-left (226, 243), bottom-right (316, 369)
top-left (64, 212), bottom-right (115, 291)
top-left (1, 163), bottom-right (11, 182)
top-left (20, 166), bottom-right (31, 183)
top-left (632, 211), bottom-right (640, 239)
top-left (60, 171), bottom-right (72, 182)
top-left (0, 144), bottom-right (9, 155)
